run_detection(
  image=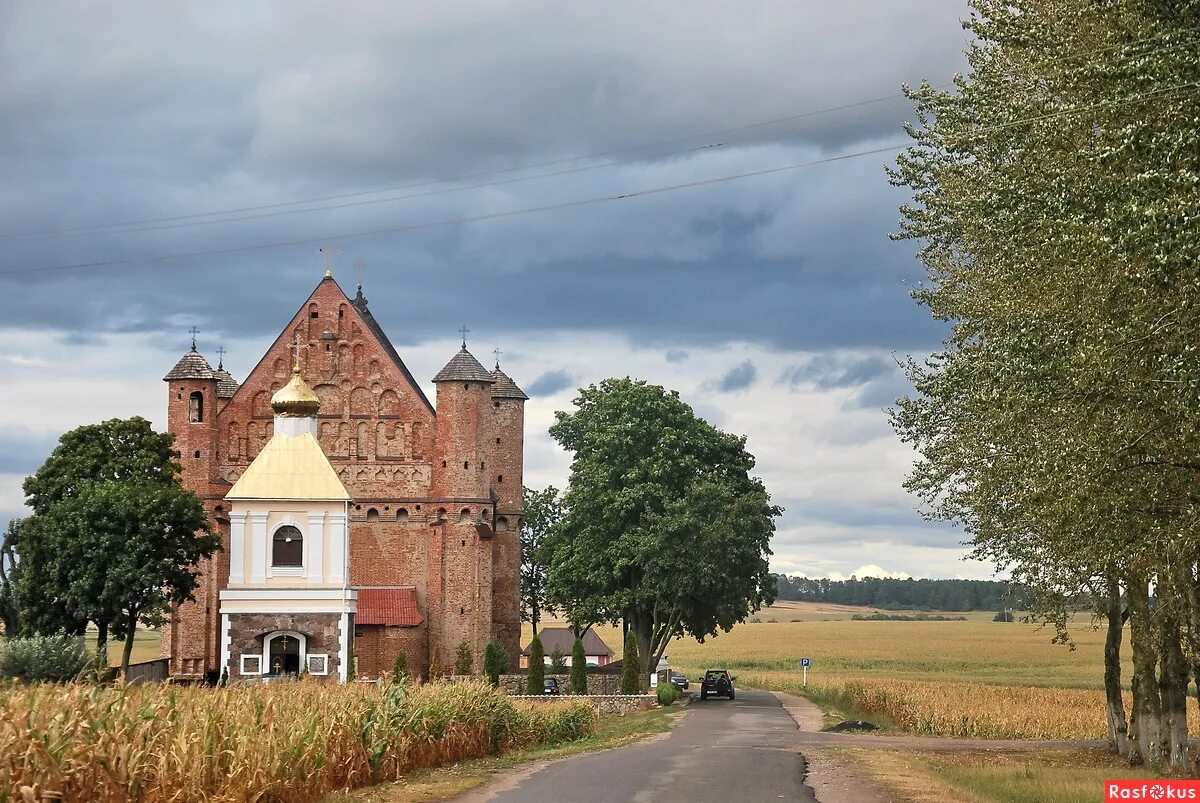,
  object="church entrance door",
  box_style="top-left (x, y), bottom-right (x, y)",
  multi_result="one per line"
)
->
top-left (267, 634), bottom-right (301, 676)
